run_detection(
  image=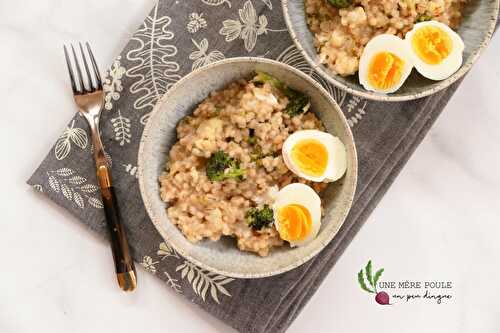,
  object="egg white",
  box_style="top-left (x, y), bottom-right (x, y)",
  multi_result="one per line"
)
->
top-left (282, 130), bottom-right (347, 183)
top-left (358, 34), bottom-right (414, 94)
top-left (272, 183), bottom-right (322, 247)
top-left (405, 21), bottom-right (464, 81)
